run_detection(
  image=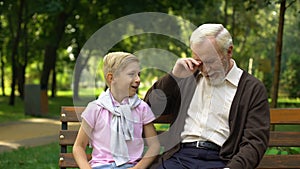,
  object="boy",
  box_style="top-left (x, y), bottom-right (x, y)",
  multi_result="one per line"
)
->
top-left (73, 52), bottom-right (160, 169)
